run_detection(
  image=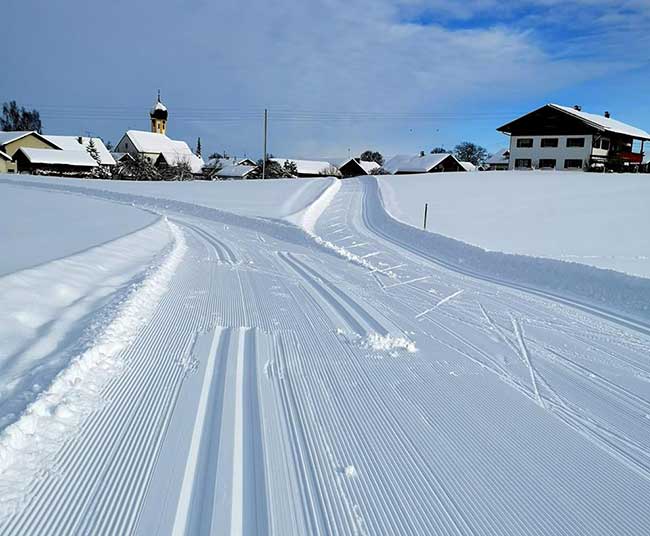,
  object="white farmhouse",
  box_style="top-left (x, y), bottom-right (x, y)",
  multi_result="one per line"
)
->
top-left (497, 104), bottom-right (650, 172)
